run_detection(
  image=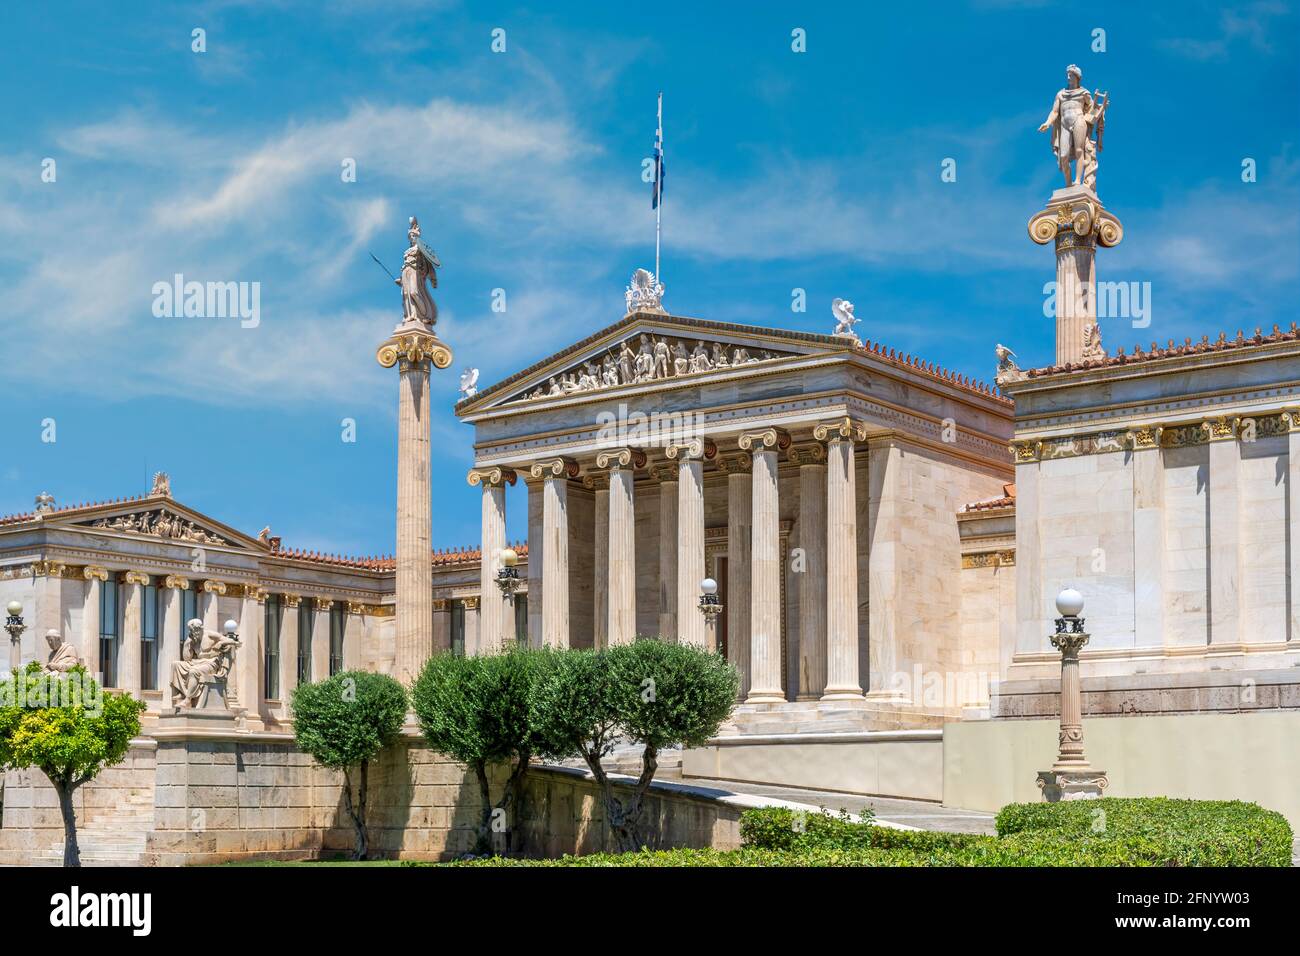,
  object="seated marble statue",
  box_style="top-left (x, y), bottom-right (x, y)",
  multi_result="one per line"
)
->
top-left (170, 619), bottom-right (240, 708)
top-left (42, 630), bottom-right (82, 673)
